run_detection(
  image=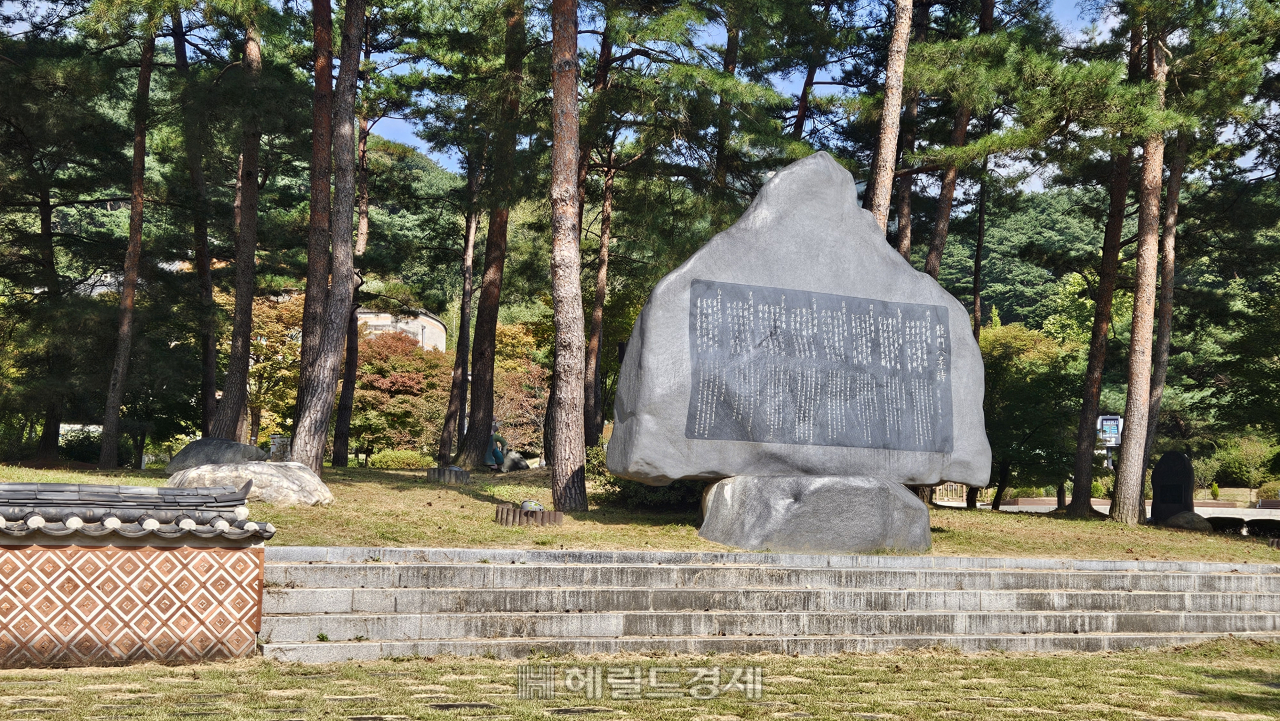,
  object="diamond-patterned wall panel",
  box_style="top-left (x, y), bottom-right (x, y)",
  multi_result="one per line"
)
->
top-left (0, 544), bottom-right (263, 668)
